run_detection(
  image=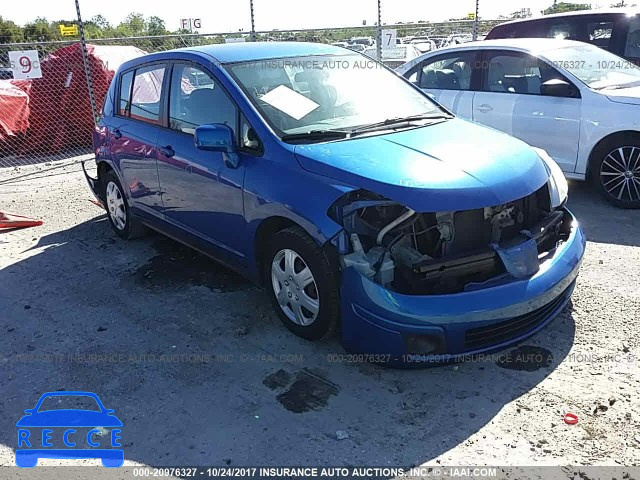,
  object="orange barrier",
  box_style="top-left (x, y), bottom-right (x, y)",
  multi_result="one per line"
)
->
top-left (0, 211), bottom-right (43, 229)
